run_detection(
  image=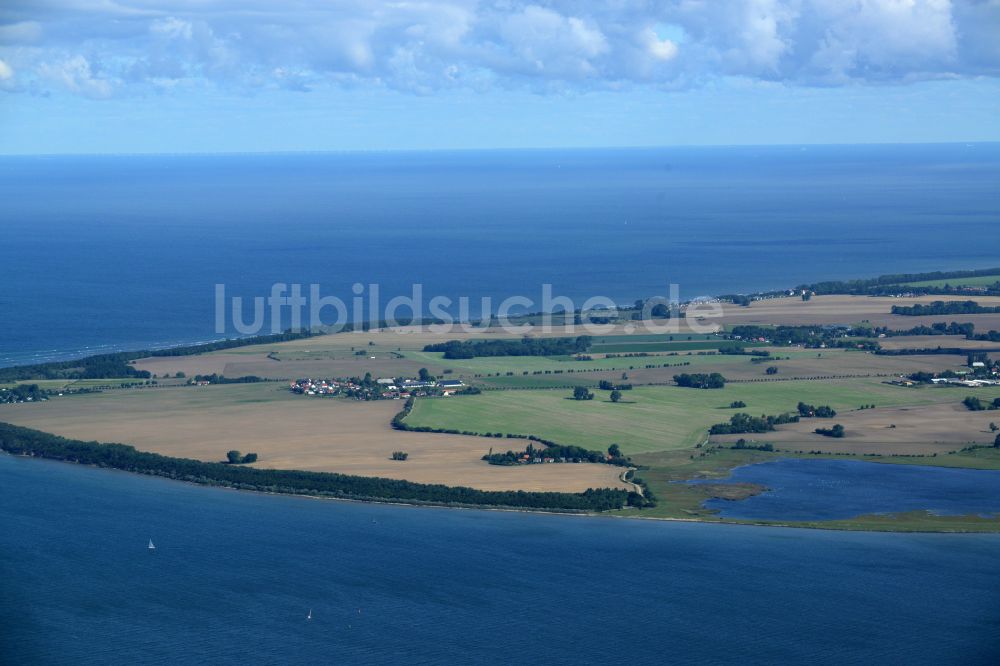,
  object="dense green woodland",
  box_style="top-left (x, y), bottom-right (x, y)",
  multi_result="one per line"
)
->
top-left (710, 412), bottom-right (799, 434)
top-left (799, 268), bottom-right (1000, 296)
top-left (674, 373), bottom-right (726, 389)
top-left (0, 422), bottom-right (629, 512)
top-left (423, 336), bottom-right (591, 359)
top-left (891, 301), bottom-right (1000, 316)
top-left (729, 325), bottom-right (878, 349)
